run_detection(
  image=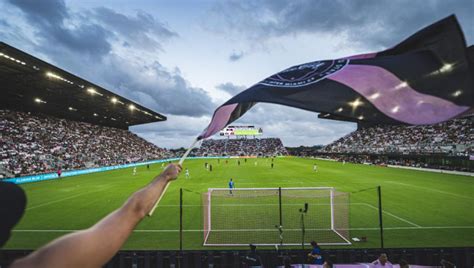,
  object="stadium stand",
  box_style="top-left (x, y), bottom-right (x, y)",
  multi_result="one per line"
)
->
top-left (198, 137), bottom-right (288, 156)
top-left (322, 118), bottom-right (473, 155)
top-left (0, 109), bottom-right (170, 178)
top-left (1, 247), bottom-right (472, 267)
top-left (287, 117), bottom-right (473, 172)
